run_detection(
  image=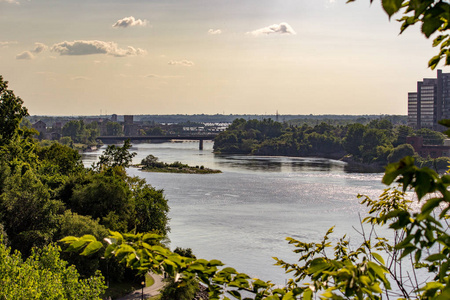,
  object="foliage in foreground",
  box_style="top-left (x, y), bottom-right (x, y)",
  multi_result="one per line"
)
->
top-left (0, 241), bottom-right (105, 299)
top-left (62, 156), bottom-right (450, 299)
top-left (0, 75), bottom-right (170, 290)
